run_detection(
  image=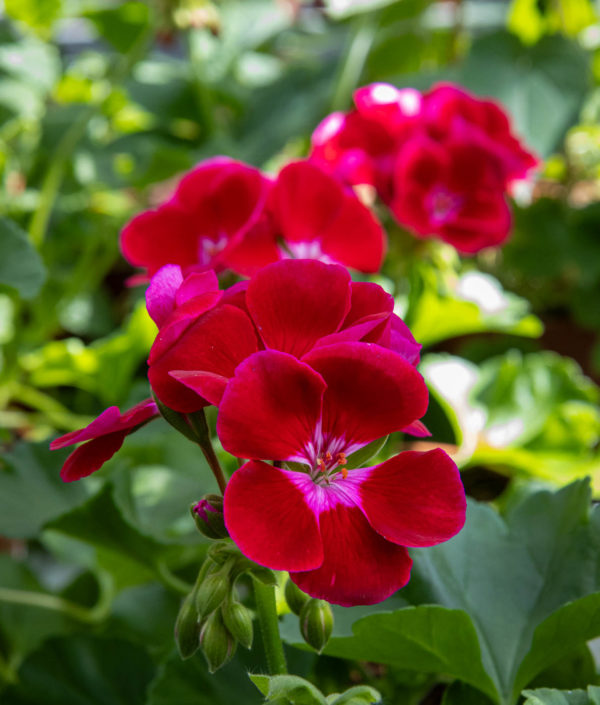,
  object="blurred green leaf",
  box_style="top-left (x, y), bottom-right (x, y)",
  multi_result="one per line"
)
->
top-left (147, 651), bottom-right (261, 705)
top-left (2, 635), bottom-right (155, 705)
top-left (249, 674), bottom-right (327, 704)
top-left (508, 0), bottom-right (596, 45)
top-left (460, 31), bottom-right (590, 156)
top-left (85, 2), bottom-right (151, 54)
top-left (4, 0), bottom-right (62, 38)
top-left (0, 218), bottom-right (46, 300)
top-left (0, 443), bottom-right (88, 539)
top-left (522, 686), bottom-right (600, 705)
